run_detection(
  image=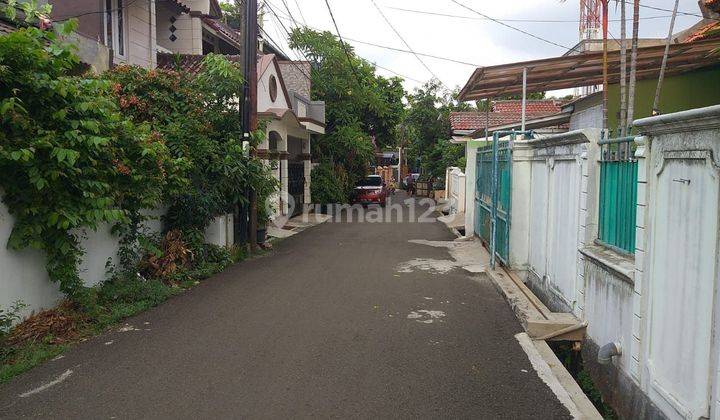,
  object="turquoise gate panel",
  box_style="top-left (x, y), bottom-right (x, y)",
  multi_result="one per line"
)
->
top-left (495, 143), bottom-right (512, 264)
top-left (475, 145), bottom-right (494, 246)
top-left (475, 131), bottom-right (530, 268)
